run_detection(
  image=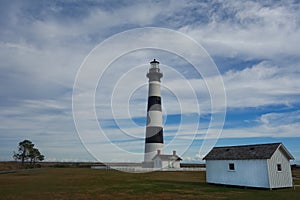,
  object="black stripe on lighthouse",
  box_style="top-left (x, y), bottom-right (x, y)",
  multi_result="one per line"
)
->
top-left (145, 127), bottom-right (163, 143)
top-left (147, 96), bottom-right (162, 111)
